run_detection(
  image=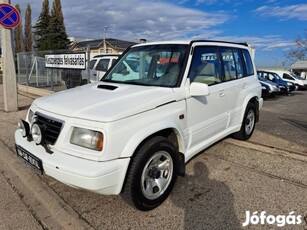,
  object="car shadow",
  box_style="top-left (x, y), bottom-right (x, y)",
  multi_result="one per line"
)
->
top-left (170, 161), bottom-right (241, 229)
